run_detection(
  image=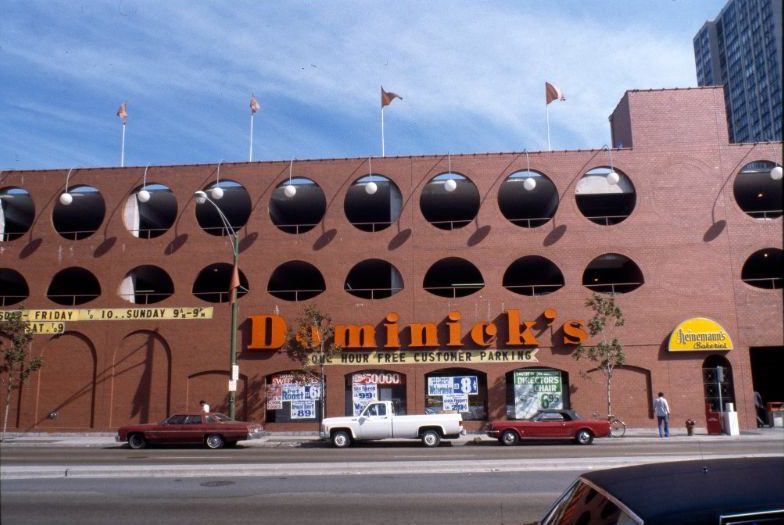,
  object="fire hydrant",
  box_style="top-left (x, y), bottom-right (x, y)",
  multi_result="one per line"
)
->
top-left (685, 419), bottom-right (696, 436)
